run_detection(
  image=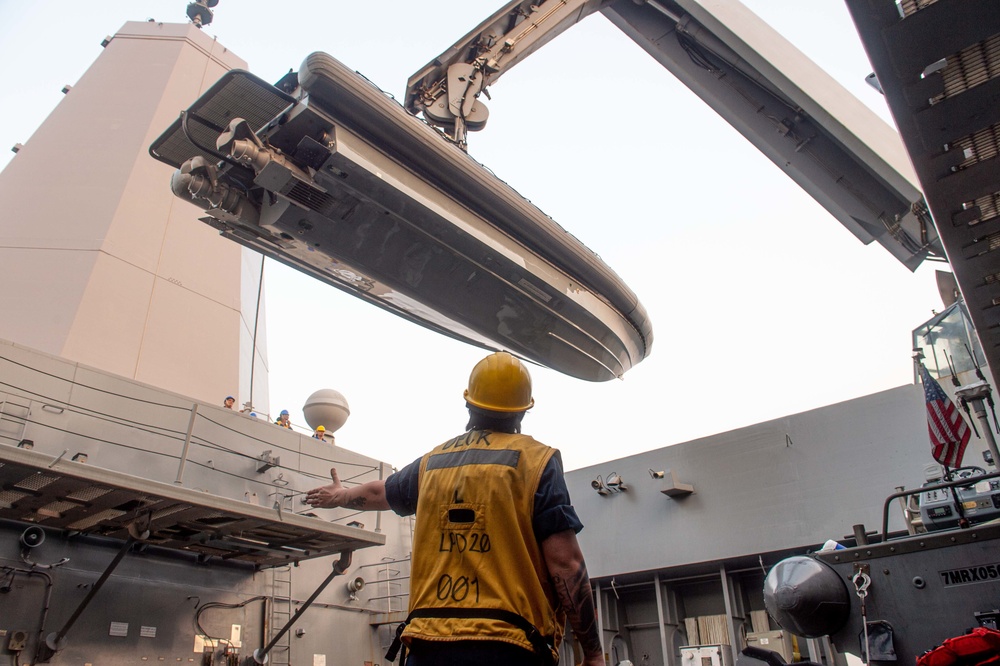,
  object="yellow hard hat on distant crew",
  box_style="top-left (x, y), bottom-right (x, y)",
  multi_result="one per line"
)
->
top-left (464, 352), bottom-right (534, 413)
top-left (316, 425), bottom-right (325, 432)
